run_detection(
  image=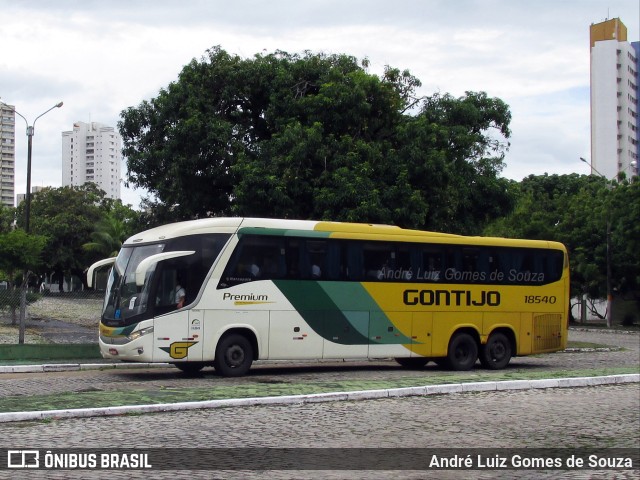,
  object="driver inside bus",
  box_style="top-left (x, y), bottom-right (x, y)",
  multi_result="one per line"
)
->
top-left (174, 282), bottom-right (186, 309)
